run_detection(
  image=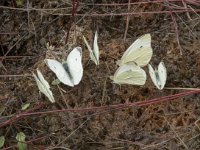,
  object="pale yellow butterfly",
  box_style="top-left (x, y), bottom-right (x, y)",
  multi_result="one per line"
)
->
top-left (118, 34), bottom-right (152, 67)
